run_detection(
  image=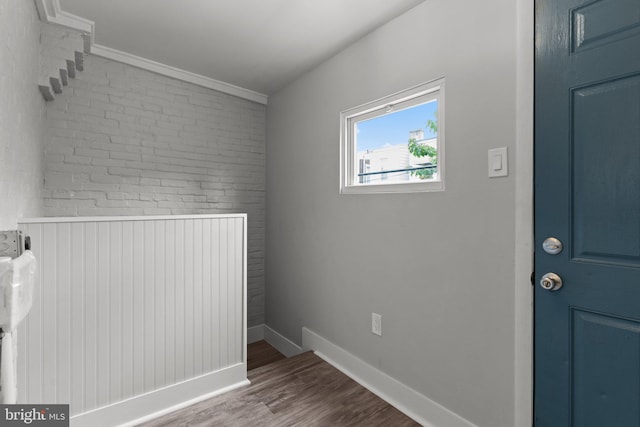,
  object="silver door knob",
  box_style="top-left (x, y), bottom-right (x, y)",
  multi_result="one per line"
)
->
top-left (540, 272), bottom-right (563, 291)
